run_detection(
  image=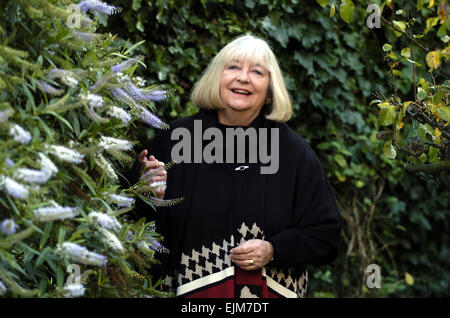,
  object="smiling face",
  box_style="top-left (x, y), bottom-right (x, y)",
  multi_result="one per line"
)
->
top-left (219, 59), bottom-right (270, 117)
